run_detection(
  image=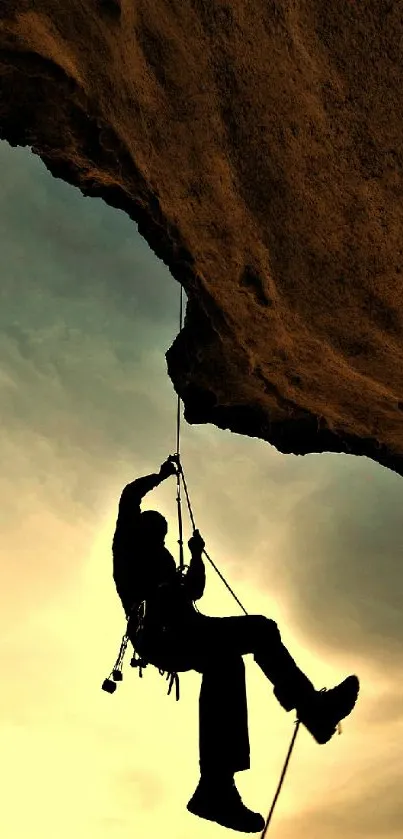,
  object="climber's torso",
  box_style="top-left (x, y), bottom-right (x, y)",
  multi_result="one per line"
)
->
top-left (113, 532), bottom-right (197, 629)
